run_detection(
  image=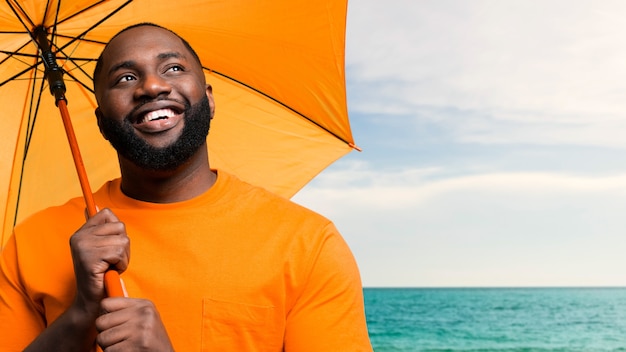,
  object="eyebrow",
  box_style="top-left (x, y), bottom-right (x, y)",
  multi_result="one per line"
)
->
top-left (106, 52), bottom-right (187, 76)
top-left (158, 52), bottom-right (185, 60)
top-left (107, 60), bottom-right (136, 77)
